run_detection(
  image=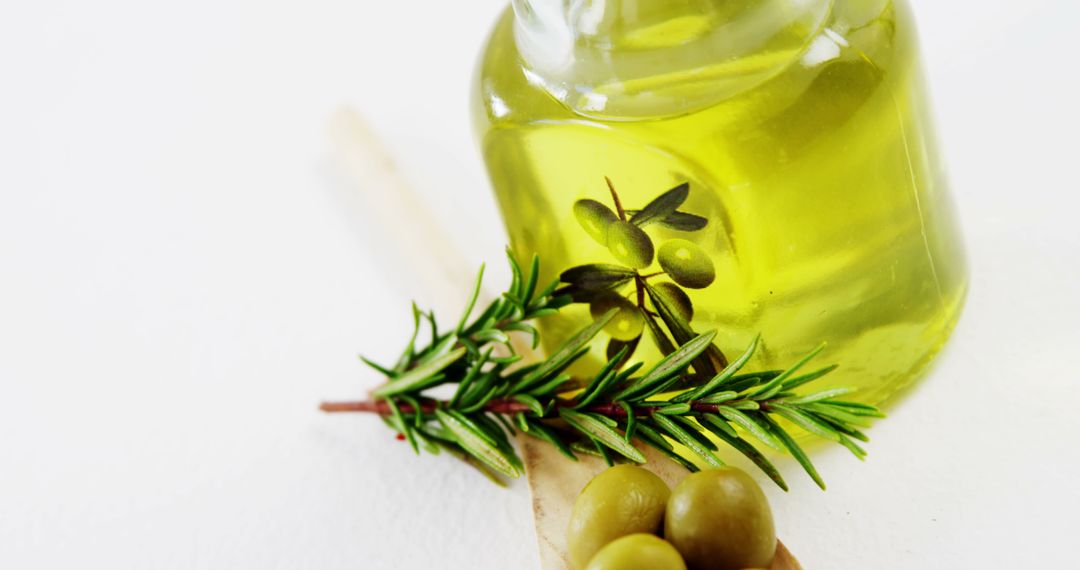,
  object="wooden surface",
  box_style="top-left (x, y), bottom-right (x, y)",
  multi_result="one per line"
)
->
top-left (521, 436), bottom-right (802, 570)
